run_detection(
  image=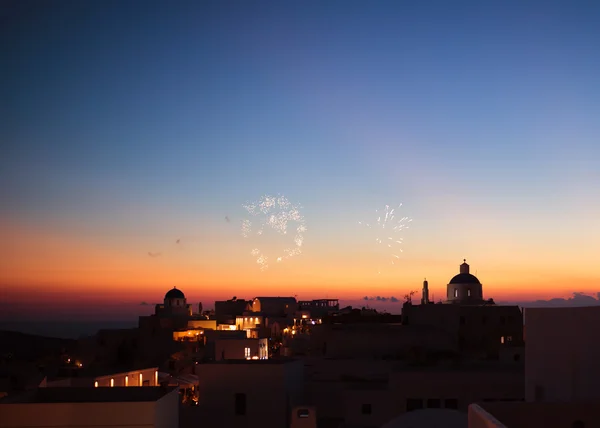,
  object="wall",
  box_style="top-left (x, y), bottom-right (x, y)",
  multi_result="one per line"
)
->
top-left (186, 320), bottom-right (217, 330)
top-left (473, 402), bottom-right (600, 428)
top-left (214, 339), bottom-right (266, 360)
top-left (192, 361), bottom-right (304, 428)
top-left (95, 367), bottom-right (158, 387)
top-left (154, 388), bottom-right (180, 428)
top-left (388, 368), bottom-right (524, 413)
top-left (468, 404), bottom-right (507, 428)
top-left (0, 401), bottom-right (157, 428)
top-left (326, 365), bottom-right (523, 427)
top-left (310, 324), bottom-right (457, 358)
top-left (525, 306), bottom-right (600, 402)
top-left (235, 315), bottom-right (264, 330)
